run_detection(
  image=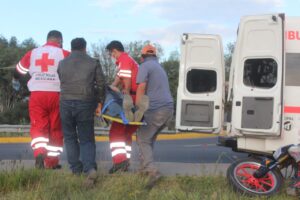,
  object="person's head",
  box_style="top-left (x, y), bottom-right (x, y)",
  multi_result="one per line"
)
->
top-left (141, 44), bottom-right (157, 60)
top-left (105, 40), bottom-right (124, 60)
top-left (47, 30), bottom-right (63, 47)
top-left (71, 38), bottom-right (87, 52)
